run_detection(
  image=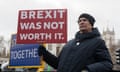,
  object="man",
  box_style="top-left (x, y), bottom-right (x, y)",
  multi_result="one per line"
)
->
top-left (38, 13), bottom-right (113, 72)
